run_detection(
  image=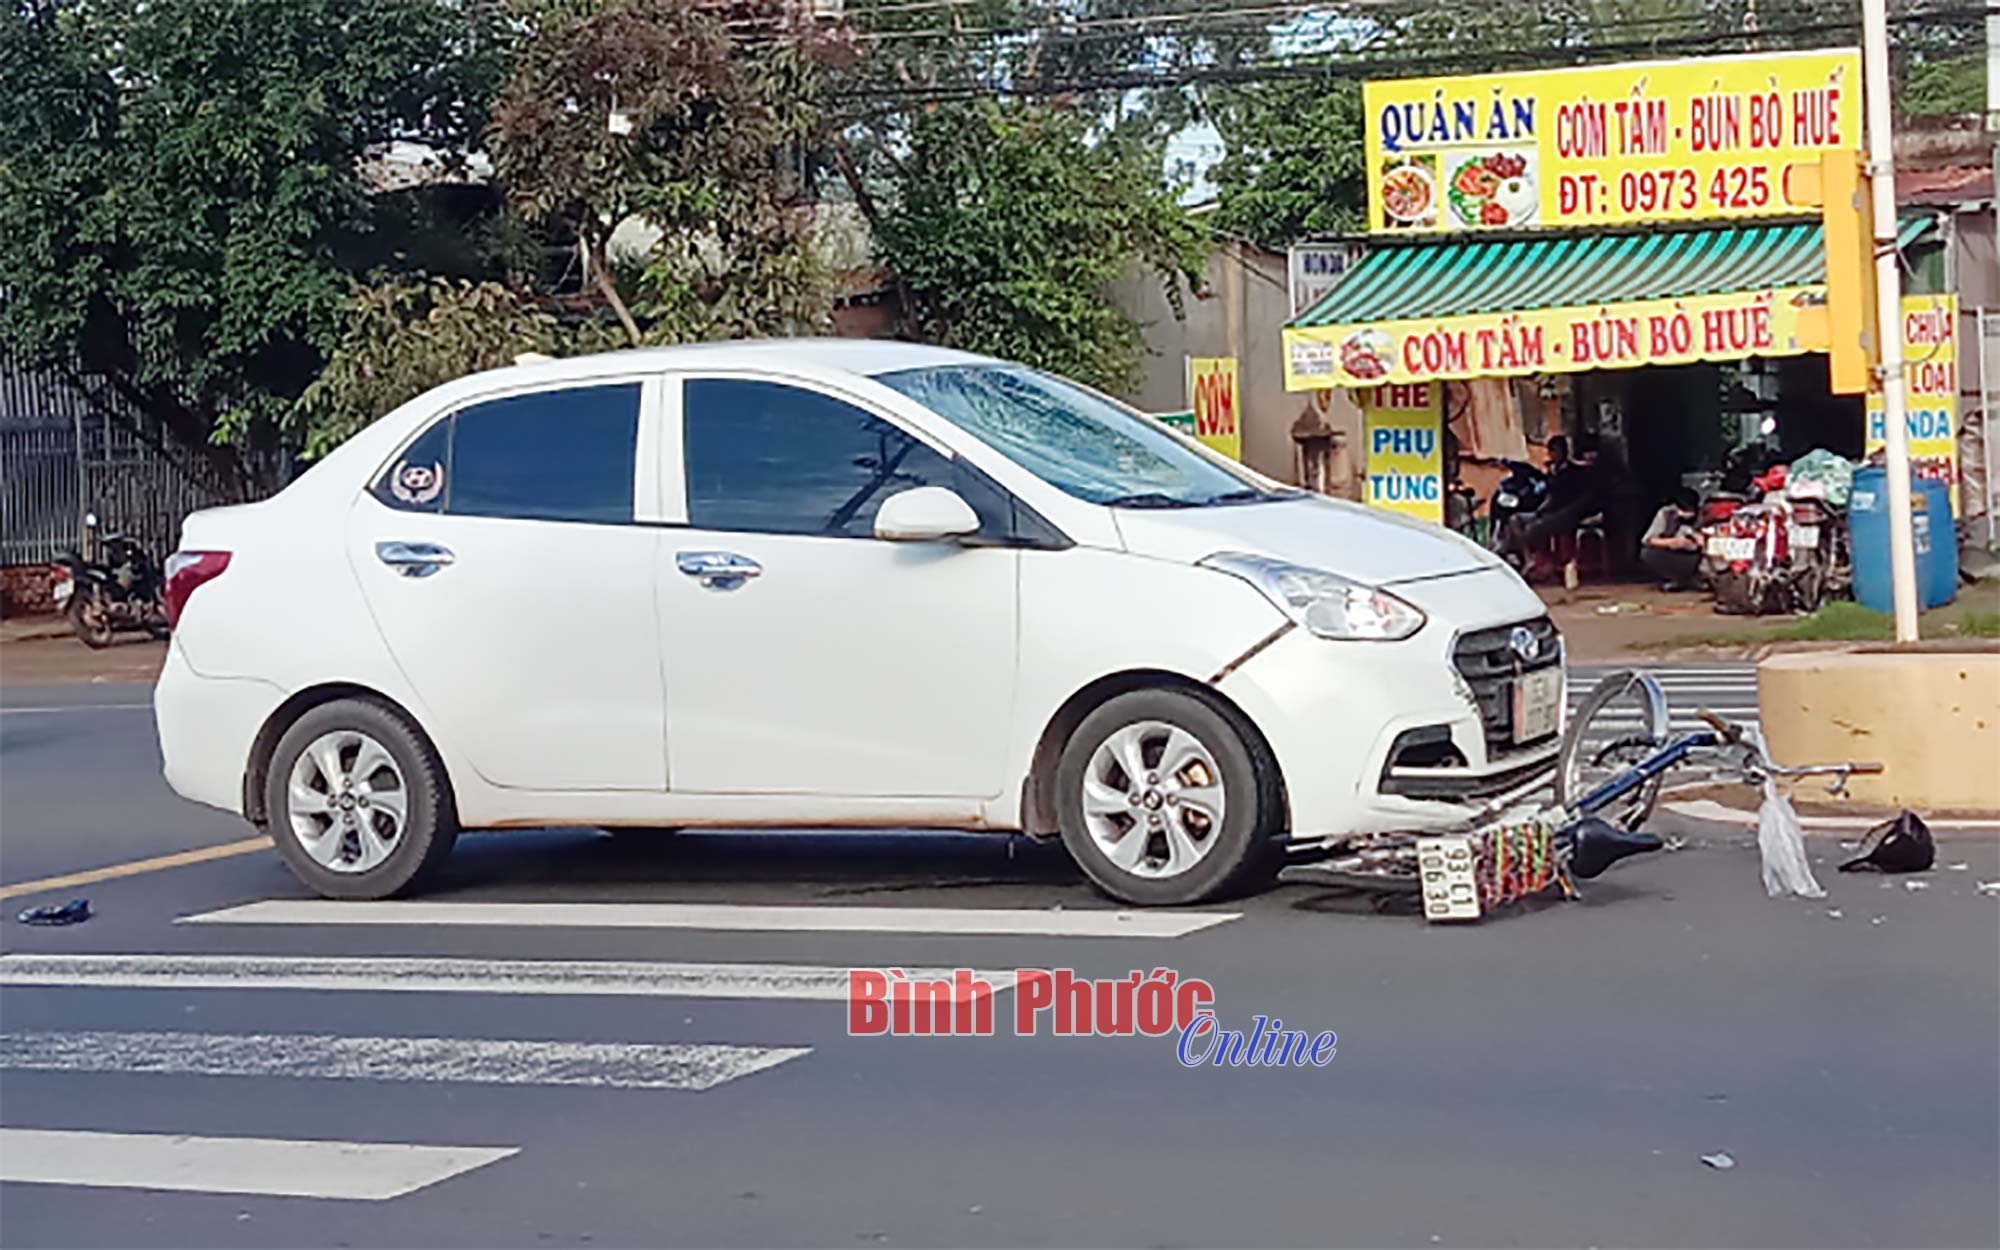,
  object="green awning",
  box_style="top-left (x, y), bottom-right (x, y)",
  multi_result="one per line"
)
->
top-left (1289, 218), bottom-right (1935, 329)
